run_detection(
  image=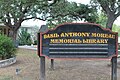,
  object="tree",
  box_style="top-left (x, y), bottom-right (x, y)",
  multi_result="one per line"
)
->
top-left (90, 0), bottom-right (120, 30)
top-left (0, 0), bottom-right (58, 40)
top-left (95, 12), bottom-right (107, 28)
top-left (47, 1), bottom-right (98, 28)
top-left (0, 0), bottom-right (97, 40)
top-left (112, 24), bottom-right (120, 36)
